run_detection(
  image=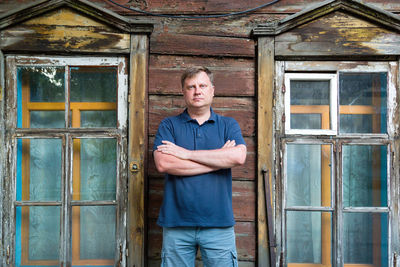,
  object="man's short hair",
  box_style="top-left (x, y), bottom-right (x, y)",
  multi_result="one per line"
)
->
top-left (181, 66), bottom-right (214, 88)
